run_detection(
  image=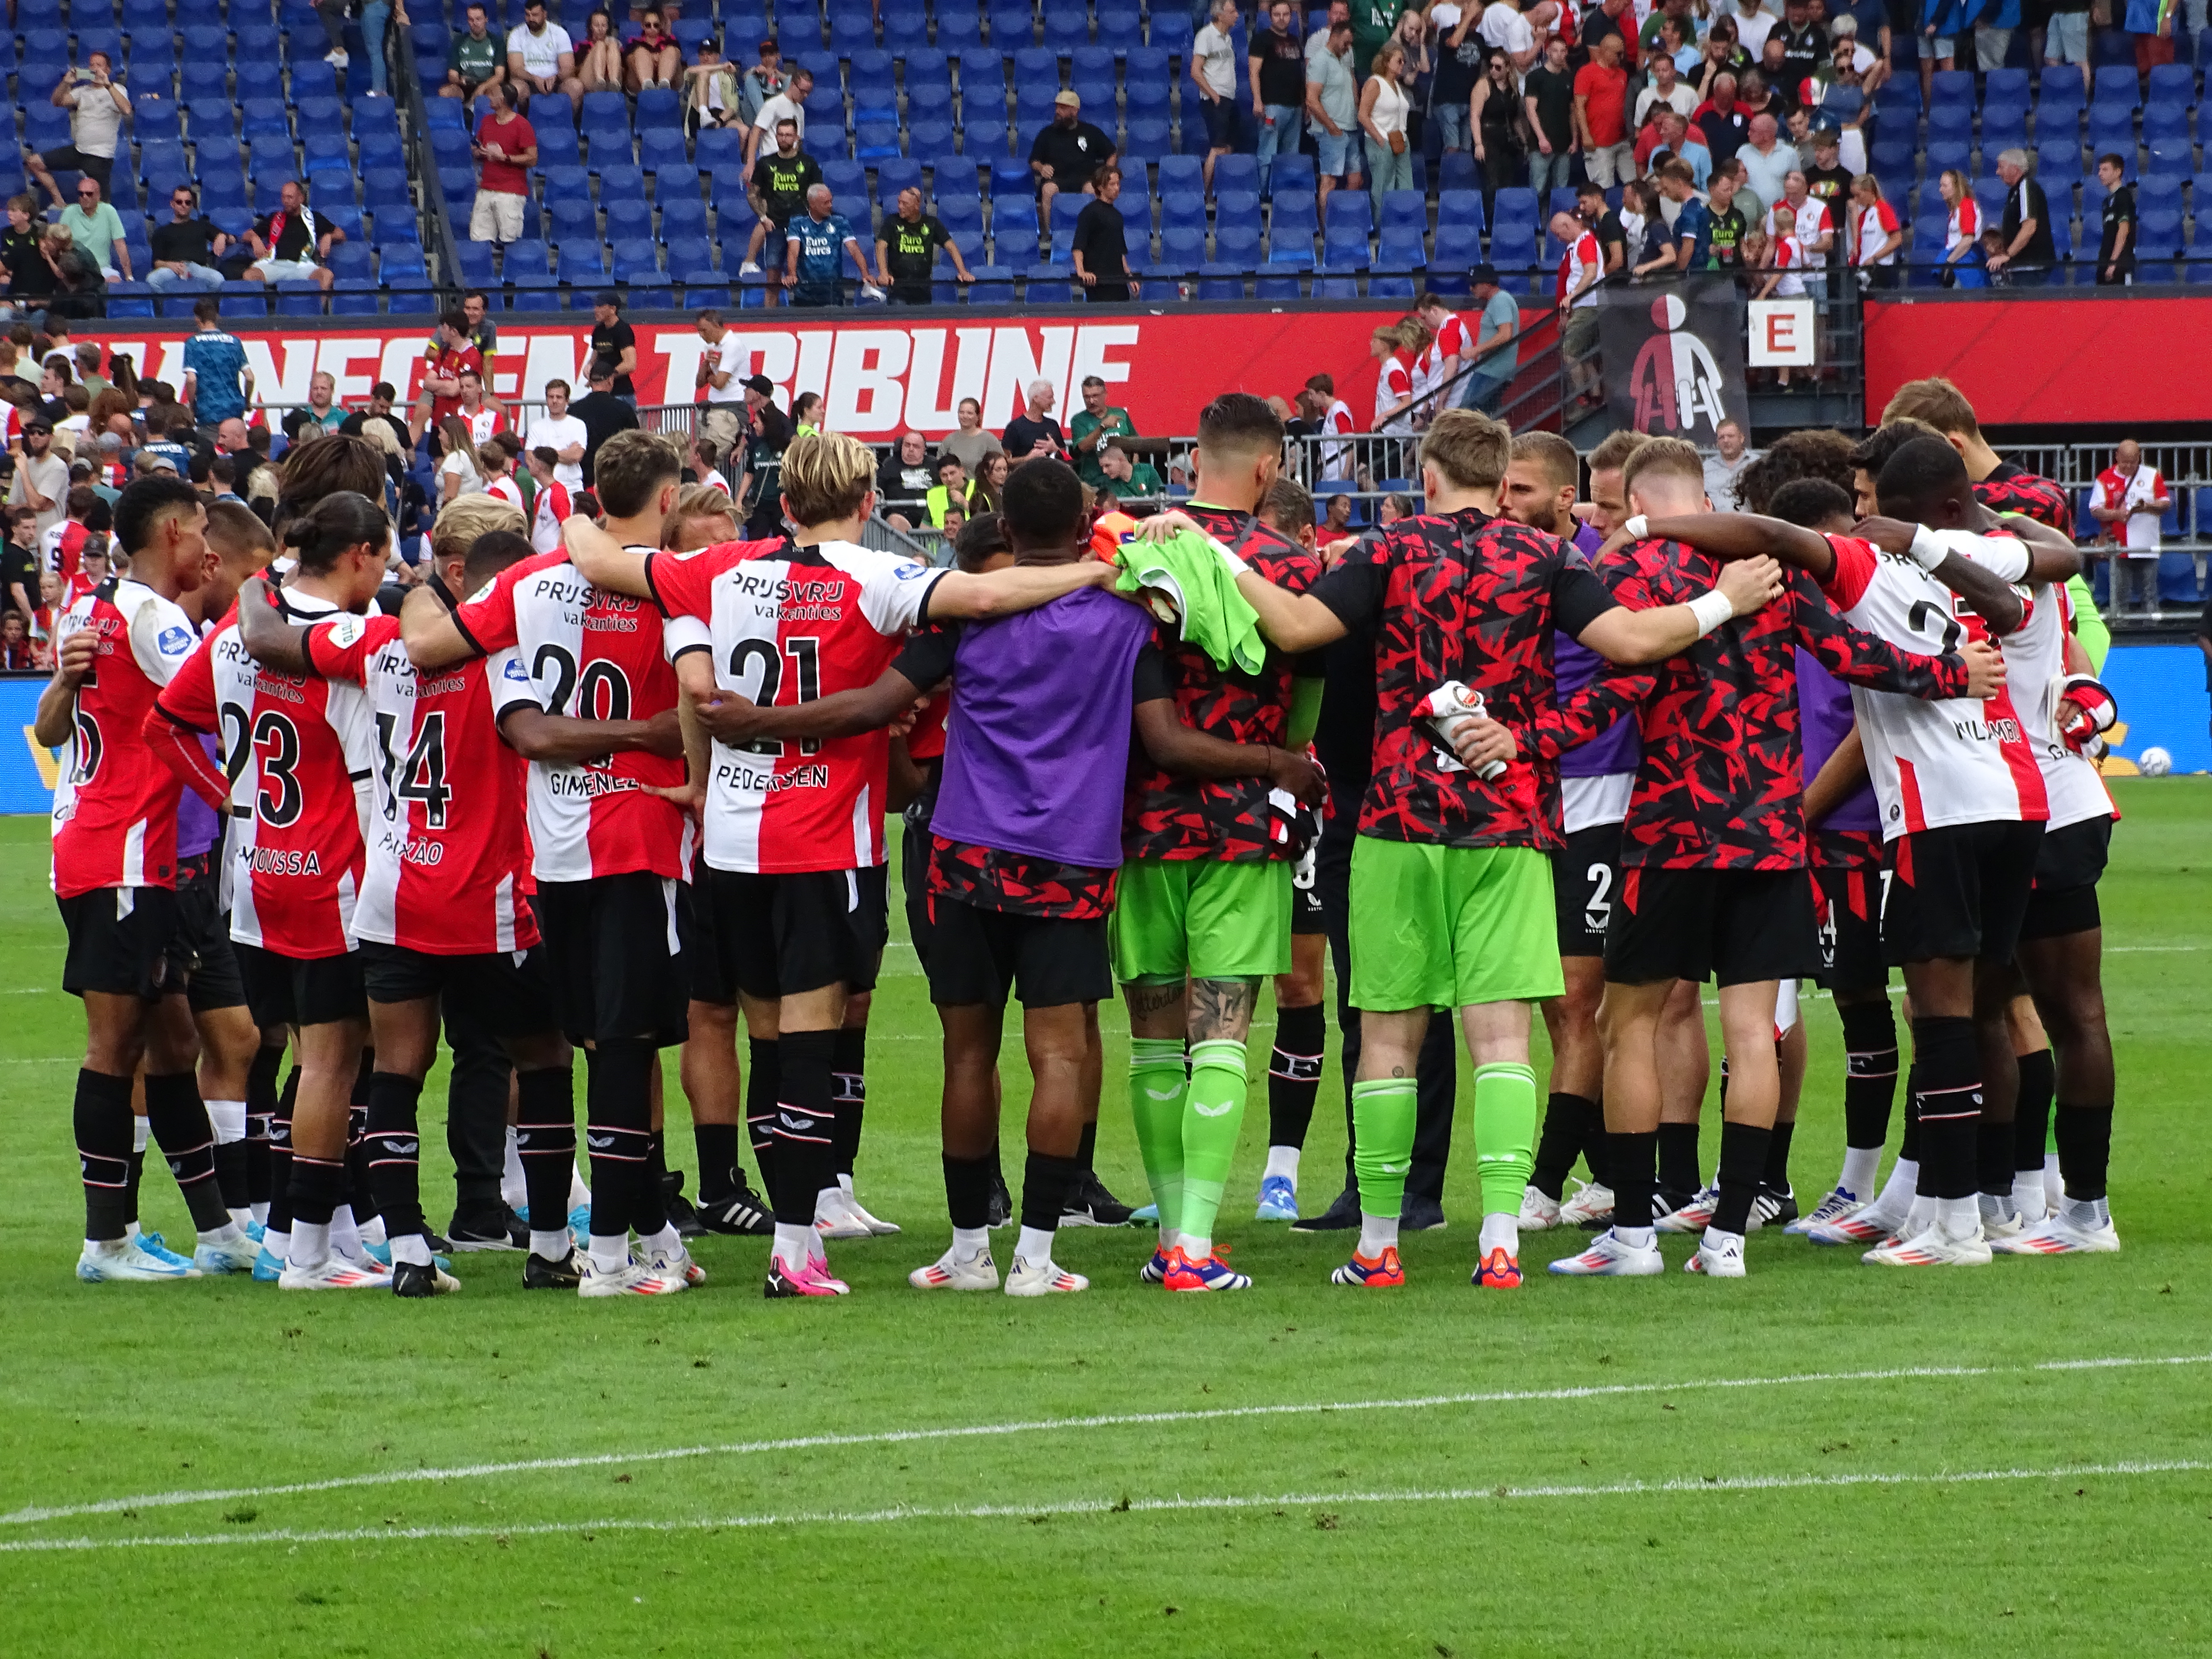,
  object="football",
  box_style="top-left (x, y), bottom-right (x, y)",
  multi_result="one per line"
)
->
top-left (2139, 747), bottom-right (2174, 777)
